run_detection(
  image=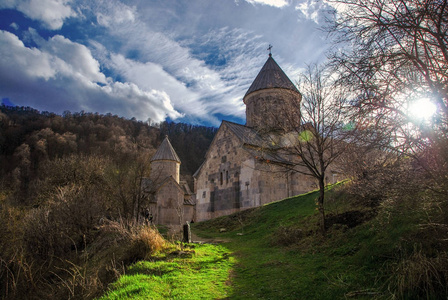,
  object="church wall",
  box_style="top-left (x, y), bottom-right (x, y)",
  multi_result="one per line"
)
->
top-left (154, 180), bottom-right (185, 225)
top-left (195, 125), bottom-right (251, 221)
top-left (183, 205), bottom-right (194, 223)
top-left (244, 89), bottom-right (301, 132)
top-left (290, 170), bottom-right (318, 195)
top-left (242, 161), bottom-right (318, 207)
top-left (150, 160), bottom-right (180, 183)
top-left (194, 125), bottom-right (318, 222)
top-left (241, 161), bottom-right (288, 207)
top-left (238, 158), bottom-right (256, 208)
